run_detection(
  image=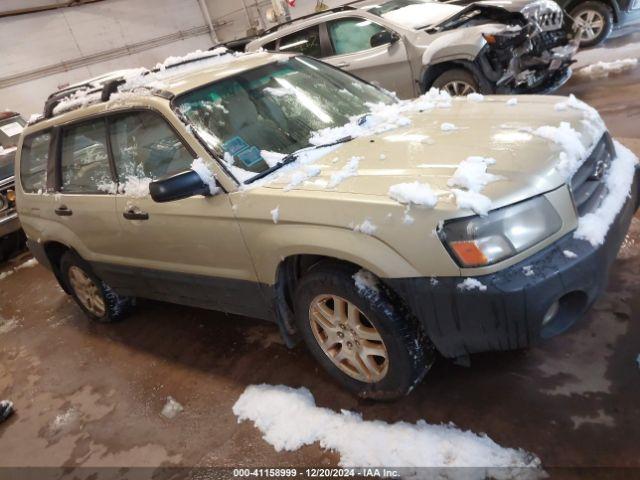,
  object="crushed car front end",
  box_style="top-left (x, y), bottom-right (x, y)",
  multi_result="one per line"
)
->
top-left (434, 0), bottom-right (580, 93)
